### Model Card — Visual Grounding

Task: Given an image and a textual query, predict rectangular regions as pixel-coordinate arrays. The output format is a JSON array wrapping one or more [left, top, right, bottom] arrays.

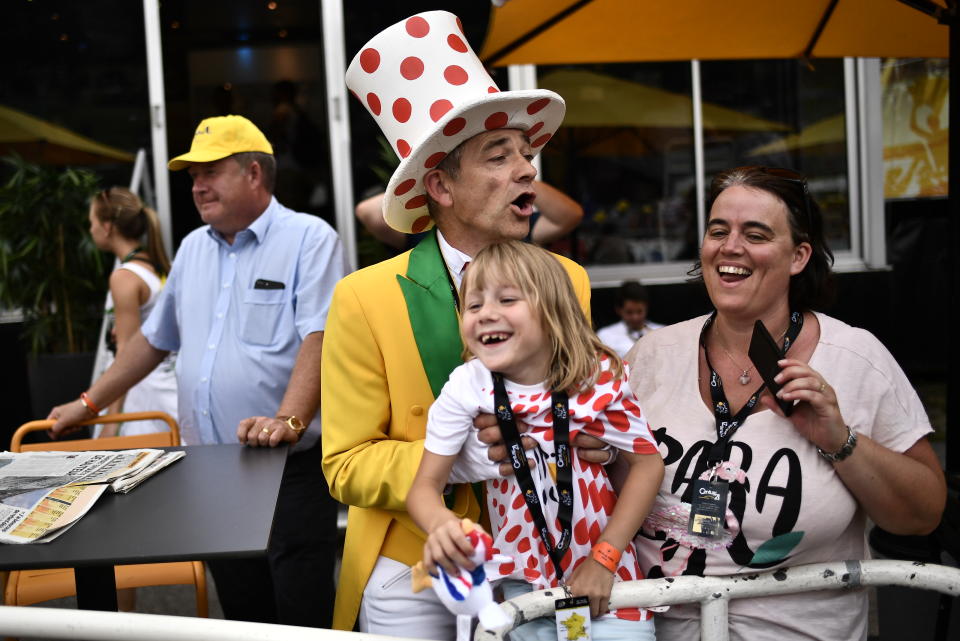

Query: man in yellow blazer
[[322, 11, 590, 637]]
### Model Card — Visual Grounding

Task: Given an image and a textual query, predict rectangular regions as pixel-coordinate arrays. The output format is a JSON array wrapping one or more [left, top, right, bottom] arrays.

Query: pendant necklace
[[716, 324, 788, 385]]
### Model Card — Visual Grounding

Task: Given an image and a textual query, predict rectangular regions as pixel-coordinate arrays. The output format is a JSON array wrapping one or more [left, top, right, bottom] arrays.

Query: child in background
[[406, 241, 664, 640]]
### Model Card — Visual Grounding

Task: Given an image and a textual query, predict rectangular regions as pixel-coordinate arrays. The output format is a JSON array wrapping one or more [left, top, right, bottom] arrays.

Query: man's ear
[[245, 160, 263, 190], [423, 169, 454, 208]]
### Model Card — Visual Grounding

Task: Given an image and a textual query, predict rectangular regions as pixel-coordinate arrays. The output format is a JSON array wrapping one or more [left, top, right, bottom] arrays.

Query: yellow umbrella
[[541, 69, 790, 131], [748, 114, 846, 156], [480, 0, 948, 66], [0, 104, 135, 165]]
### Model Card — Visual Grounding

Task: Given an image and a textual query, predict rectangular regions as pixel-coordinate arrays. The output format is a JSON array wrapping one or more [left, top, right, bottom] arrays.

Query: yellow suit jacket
[[321, 231, 590, 630]]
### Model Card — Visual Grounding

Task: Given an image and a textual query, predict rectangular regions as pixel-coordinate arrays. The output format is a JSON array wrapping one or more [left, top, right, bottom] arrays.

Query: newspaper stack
[[0, 449, 185, 544]]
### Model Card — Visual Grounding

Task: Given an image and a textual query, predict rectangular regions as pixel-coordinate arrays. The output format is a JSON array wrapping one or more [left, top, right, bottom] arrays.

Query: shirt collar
[[206, 197, 278, 247], [436, 229, 471, 289]]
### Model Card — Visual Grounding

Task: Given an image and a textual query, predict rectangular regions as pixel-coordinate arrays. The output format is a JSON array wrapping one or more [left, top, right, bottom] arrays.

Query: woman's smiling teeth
[[479, 332, 510, 345], [718, 265, 752, 276]]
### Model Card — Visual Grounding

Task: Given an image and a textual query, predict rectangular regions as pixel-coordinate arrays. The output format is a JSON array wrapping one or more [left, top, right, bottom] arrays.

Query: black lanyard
[[700, 311, 803, 465], [492, 372, 573, 581]]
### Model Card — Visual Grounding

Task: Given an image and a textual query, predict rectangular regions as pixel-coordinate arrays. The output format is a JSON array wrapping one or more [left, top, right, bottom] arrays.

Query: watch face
[[286, 416, 305, 433]]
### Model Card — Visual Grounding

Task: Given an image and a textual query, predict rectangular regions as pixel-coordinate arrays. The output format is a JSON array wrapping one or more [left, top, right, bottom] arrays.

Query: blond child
[[407, 241, 664, 640]]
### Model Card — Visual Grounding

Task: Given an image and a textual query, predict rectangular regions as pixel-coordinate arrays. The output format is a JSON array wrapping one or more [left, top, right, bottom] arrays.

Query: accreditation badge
[[555, 595, 591, 641], [687, 478, 729, 539]]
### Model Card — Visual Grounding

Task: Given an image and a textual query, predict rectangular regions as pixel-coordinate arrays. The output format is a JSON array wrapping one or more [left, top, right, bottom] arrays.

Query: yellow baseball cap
[[168, 115, 273, 171]]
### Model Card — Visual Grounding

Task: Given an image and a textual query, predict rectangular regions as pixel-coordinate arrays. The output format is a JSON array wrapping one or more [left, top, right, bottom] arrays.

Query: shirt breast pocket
[[240, 288, 286, 345]]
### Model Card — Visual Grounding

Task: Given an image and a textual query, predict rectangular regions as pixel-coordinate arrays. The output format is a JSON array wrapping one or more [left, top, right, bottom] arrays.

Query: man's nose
[[515, 155, 536, 182]]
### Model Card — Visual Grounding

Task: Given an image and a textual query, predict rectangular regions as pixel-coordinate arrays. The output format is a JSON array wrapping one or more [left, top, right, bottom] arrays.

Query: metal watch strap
[[817, 425, 857, 462], [278, 415, 306, 436]]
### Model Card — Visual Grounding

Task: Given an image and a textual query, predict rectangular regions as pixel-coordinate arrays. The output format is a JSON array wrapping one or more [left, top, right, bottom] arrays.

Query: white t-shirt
[[425, 356, 659, 622], [626, 313, 933, 641], [597, 320, 664, 358]]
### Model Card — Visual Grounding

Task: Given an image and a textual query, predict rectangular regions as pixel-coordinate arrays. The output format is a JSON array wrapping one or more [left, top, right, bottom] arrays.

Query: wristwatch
[[277, 415, 307, 438], [817, 425, 857, 462]]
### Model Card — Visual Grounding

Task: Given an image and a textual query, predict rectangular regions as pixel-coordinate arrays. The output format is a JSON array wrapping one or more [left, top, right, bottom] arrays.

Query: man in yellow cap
[[49, 114, 343, 627]]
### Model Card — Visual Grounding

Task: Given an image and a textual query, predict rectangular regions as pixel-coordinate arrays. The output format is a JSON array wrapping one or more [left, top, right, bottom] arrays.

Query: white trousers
[[358, 556, 457, 640]]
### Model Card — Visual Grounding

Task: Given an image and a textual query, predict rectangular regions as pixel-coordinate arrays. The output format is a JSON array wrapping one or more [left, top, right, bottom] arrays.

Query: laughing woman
[[626, 166, 945, 641]]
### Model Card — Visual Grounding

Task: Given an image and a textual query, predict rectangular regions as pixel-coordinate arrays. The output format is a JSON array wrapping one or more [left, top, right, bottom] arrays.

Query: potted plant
[[0, 154, 106, 418]]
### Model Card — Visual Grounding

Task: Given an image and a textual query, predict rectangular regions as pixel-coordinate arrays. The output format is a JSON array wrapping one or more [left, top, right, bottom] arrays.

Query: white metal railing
[[0, 560, 956, 641], [477, 560, 960, 641], [0, 608, 408, 641]]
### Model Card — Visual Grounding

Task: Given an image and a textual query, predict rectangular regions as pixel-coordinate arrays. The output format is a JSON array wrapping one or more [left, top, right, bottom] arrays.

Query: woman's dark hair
[[690, 165, 835, 311]]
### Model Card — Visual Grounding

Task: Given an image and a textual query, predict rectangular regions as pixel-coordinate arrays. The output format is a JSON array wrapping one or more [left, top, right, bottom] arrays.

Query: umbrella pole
[[948, 7, 959, 477]]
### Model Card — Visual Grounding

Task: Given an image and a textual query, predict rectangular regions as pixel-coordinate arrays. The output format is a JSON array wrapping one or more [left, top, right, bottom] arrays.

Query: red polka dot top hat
[[346, 10, 565, 234]]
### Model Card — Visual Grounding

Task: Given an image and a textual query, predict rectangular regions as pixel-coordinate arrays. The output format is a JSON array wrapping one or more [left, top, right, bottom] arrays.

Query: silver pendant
[[739, 372, 751, 385]]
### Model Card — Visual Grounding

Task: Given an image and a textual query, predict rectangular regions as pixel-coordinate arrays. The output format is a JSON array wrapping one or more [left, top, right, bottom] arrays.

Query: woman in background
[[88, 187, 177, 437]]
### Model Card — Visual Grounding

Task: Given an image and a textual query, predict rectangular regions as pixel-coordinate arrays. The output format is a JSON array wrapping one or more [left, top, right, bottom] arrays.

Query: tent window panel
[[536, 61, 698, 267], [700, 58, 851, 253]]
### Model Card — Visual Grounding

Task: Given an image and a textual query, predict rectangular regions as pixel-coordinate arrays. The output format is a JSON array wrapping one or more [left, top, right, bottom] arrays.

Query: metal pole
[[141, 0, 173, 260], [700, 597, 729, 641], [947, 2, 959, 476], [320, 0, 356, 274]]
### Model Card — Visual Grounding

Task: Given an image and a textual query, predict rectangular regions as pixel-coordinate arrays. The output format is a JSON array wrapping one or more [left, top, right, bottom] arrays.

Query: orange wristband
[[591, 541, 621, 573], [79, 392, 100, 415]]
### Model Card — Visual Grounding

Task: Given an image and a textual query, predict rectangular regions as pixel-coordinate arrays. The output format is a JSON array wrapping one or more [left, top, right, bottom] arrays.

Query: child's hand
[[566, 557, 615, 618], [424, 515, 478, 578]]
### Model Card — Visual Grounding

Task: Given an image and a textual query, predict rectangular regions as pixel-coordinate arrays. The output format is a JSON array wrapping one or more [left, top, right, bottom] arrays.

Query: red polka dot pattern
[[447, 34, 467, 52], [366, 93, 381, 116], [532, 133, 553, 148], [394, 178, 416, 196], [487, 86, 499, 93], [429, 99, 453, 122], [359, 48, 380, 73], [443, 117, 466, 136], [485, 112, 508, 130], [410, 215, 432, 233], [392, 98, 412, 123], [396, 139, 411, 158], [607, 410, 630, 432], [633, 436, 658, 454], [527, 98, 550, 114], [400, 57, 424, 80], [424, 152, 446, 169], [444, 65, 468, 85], [405, 16, 429, 37], [404, 195, 427, 210], [592, 394, 613, 412], [526, 121, 545, 137]]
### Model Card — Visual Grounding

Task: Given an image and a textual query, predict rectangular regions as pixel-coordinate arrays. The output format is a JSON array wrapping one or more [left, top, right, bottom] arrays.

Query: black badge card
[[687, 479, 729, 539]]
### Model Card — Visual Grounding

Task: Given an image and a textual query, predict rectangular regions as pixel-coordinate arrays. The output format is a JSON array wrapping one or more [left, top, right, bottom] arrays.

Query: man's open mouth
[[510, 192, 536, 214]]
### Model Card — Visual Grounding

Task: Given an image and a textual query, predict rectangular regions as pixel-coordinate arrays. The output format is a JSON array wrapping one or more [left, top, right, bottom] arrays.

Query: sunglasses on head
[[754, 166, 812, 231]]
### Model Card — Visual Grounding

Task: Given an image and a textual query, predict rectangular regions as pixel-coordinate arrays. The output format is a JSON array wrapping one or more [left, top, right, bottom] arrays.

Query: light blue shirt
[[142, 197, 343, 452]]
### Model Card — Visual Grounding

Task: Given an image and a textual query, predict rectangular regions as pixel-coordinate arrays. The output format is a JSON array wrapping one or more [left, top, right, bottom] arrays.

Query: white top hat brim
[[383, 89, 565, 234]]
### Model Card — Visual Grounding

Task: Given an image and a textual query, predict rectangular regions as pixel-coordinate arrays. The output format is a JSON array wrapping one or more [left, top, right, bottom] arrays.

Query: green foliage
[[0, 155, 106, 354]]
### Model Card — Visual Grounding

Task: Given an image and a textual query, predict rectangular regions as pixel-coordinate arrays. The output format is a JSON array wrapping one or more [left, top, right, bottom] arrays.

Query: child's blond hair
[[459, 241, 623, 393]]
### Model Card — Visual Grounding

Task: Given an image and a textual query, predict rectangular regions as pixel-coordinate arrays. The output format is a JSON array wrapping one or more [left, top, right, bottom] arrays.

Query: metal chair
[[3, 412, 208, 617]]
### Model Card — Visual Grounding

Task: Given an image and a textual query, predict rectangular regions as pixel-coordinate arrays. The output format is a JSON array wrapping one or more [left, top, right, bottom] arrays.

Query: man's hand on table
[[237, 416, 300, 447], [474, 413, 614, 477]]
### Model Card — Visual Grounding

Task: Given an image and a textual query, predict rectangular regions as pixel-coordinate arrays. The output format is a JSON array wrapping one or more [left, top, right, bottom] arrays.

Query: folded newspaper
[[0, 449, 185, 544]]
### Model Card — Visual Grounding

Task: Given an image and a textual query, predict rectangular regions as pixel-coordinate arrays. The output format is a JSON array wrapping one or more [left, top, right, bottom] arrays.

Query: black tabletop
[[0, 443, 288, 570]]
